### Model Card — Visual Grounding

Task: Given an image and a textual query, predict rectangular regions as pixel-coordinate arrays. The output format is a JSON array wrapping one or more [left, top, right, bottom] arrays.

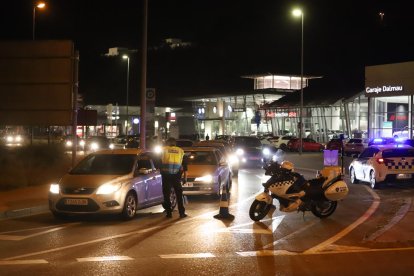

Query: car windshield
[[235, 137, 261, 147], [382, 148, 414, 158], [70, 154, 136, 175], [185, 151, 217, 165]]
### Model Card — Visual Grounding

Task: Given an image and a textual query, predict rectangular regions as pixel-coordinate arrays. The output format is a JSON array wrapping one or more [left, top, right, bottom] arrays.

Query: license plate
[[396, 174, 412, 180], [182, 182, 193, 187], [64, 198, 88, 205]]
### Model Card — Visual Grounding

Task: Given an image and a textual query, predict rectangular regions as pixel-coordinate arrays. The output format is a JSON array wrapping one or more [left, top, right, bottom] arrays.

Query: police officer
[[161, 137, 187, 218]]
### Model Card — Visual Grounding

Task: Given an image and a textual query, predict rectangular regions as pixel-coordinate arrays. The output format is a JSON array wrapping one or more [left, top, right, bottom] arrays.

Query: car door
[[131, 158, 149, 208], [137, 154, 163, 205]]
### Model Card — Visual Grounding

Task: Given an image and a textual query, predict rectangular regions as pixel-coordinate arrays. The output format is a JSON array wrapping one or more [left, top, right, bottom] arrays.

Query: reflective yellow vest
[[161, 146, 184, 174]]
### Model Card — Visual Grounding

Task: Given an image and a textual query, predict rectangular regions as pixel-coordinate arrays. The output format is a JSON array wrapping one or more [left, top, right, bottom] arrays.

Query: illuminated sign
[[365, 85, 403, 95]]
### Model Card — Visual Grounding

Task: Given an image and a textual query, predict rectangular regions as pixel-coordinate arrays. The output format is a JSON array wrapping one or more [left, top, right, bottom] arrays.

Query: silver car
[[49, 149, 176, 219]]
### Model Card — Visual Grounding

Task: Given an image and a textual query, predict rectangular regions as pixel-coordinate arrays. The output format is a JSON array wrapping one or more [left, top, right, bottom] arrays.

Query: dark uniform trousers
[[162, 173, 185, 216]]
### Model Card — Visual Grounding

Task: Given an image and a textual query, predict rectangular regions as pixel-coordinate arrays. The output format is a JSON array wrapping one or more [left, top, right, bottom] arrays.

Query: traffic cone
[[214, 184, 235, 220]]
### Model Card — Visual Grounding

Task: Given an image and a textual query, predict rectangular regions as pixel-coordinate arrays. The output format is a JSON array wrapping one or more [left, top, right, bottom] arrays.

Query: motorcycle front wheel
[[249, 200, 271, 221], [311, 200, 337, 218]]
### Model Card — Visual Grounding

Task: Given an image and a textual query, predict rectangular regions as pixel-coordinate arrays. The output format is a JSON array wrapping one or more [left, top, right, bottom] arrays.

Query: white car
[[49, 149, 176, 220], [274, 136, 296, 150], [349, 144, 414, 189], [392, 126, 413, 139]]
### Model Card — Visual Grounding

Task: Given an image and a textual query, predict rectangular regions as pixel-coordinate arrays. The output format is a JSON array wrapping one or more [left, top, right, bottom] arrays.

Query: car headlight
[[228, 154, 239, 165], [91, 142, 99, 150], [49, 184, 60, 194], [15, 135, 22, 142], [79, 140, 85, 147], [66, 141, 73, 147], [195, 175, 213, 183], [236, 148, 244, 156], [262, 148, 271, 156], [6, 136, 13, 142], [96, 182, 122, 195], [109, 143, 115, 149]]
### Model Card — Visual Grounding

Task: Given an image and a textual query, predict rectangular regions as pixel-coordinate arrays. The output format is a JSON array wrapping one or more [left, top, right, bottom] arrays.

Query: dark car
[[343, 138, 367, 156], [84, 136, 112, 151], [326, 138, 343, 152], [233, 136, 263, 167], [287, 138, 324, 152]]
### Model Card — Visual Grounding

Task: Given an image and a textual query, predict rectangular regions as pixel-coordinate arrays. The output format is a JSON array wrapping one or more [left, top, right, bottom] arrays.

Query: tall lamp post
[[292, 8, 304, 155], [33, 2, 46, 40], [122, 55, 130, 135]]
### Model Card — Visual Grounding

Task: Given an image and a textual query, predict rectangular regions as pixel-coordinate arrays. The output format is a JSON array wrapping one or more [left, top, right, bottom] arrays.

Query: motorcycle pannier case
[[324, 180, 349, 201]]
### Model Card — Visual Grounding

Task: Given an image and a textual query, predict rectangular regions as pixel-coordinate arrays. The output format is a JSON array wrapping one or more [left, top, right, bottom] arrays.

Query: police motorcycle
[[249, 151, 349, 221]]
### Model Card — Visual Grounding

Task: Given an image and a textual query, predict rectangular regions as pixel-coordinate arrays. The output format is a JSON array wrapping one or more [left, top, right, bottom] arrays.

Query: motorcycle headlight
[[236, 148, 244, 156], [262, 148, 271, 156], [153, 145, 162, 154], [96, 182, 122, 195], [49, 183, 60, 194], [195, 175, 213, 183]]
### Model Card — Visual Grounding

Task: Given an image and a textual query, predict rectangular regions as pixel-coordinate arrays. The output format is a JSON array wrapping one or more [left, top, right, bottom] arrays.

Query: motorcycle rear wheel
[[249, 200, 271, 221], [311, 200, 337, 218]]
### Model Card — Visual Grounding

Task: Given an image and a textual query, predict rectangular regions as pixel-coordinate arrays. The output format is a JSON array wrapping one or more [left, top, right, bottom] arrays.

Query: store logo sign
[[365, 85, 403, 94]]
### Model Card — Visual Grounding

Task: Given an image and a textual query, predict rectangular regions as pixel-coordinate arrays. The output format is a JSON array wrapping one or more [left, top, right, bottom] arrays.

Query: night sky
[[2, 0, 413, 106]]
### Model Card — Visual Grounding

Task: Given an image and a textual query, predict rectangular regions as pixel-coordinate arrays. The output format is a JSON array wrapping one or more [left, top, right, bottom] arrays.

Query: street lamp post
[[122, 55, 130, 135], [33, 2, 46, 40], [293, 8, 304, 155]]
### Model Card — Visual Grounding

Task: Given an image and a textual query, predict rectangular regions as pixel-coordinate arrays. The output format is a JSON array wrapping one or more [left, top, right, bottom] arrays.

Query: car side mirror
[[136, 168, 151, 175]]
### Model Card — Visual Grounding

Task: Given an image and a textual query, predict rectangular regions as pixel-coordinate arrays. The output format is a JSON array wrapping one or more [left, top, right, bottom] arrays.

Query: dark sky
[[2, 0, 414, 106]]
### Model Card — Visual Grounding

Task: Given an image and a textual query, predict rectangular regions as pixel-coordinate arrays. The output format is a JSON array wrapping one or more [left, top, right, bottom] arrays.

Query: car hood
[[186, 165, 217, 178], [59, 174, 131, 188]]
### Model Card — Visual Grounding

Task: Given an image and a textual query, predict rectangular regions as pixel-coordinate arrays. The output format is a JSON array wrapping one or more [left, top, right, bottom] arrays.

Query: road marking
[[237, 250, 298, 257], [366, 197, 412, 241], [0, 223, 79, 241], [262, 220, 317, 249], [3, 226, 161, 261], [304, 186, 380, 254], [160, 253, 215, 259], [77, 256, 133, 262], [0, 259, 48, 265], [214, 216, 285, 234]]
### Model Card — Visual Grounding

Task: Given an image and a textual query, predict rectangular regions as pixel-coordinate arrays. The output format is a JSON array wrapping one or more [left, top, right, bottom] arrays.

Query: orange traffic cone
[[214, 184, 235, 220]]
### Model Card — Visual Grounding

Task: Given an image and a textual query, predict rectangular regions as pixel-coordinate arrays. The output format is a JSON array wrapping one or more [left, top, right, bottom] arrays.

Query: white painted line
[[366, 197, 412, 241], [215, 228, 272, 234], [159, 253, 215, 259], [304, 186, 380, 254], [0, 224, 69, 235], [3, 226, 161, 261], [262, 220, 317, 249], [214, 215, 284, 235], [0, 259, 48, 265], [237, 250, 298, 257], [77, 256, 133, 262], [0, 223, 79, 241]]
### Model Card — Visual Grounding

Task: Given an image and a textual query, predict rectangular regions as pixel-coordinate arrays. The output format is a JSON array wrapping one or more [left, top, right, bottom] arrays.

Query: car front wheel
[[121, 192, 137, 220], [369, 170, 378, 189]]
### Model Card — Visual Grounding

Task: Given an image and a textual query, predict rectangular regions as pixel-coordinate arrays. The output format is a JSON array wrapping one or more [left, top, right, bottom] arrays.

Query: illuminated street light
[[292, 8, 304, 155], [122, 54, 130, 134], [33, 2, 46, 40]]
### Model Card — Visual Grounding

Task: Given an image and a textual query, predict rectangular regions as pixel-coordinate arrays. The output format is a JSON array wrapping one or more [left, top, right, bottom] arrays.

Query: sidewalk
[[0, 184, 50, 220]]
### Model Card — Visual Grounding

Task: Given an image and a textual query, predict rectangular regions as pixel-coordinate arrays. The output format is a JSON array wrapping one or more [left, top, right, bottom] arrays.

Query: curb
[[0, 204, 49, 220]]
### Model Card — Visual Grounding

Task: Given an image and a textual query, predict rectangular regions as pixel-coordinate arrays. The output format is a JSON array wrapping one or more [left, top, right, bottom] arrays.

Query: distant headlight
[[236, 148, 244, 156], [49, 184, 60, 194], [262, 148, 271, 156], [109, 143, 115, 149], [79, 140, 85, 147], [66, 141, 73, 147], [195, 175, 213, 183], [6, 136, 13, 142], [15, 135, 22, 142], [91, 142, 99, 150], [96, 182, 122, 195]]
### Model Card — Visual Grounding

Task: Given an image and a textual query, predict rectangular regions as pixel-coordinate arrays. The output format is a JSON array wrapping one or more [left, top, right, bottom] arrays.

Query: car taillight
[[376, 158, 384, 164]]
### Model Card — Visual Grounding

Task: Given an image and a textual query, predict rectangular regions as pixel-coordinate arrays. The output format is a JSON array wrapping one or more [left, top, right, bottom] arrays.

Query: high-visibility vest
[[161, 146, 184, 174]]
